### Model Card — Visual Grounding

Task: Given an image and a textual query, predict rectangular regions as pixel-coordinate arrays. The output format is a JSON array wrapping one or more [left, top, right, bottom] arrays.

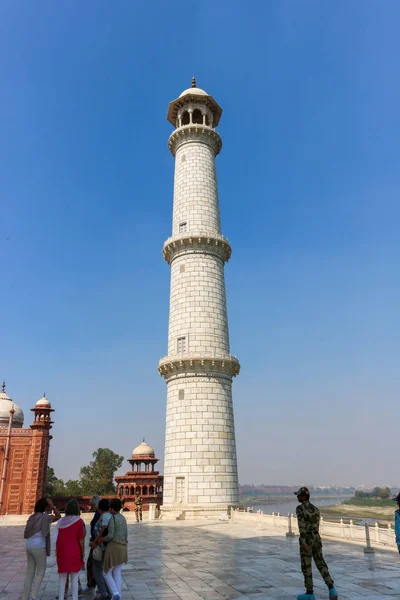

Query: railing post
[[387, 523, 396, 547], [286, 512, 296, 537], [340, 518, 344, 538], [364, 522, 375, 554], [374, 522, 380, 545], [350, 519, 354, 540]]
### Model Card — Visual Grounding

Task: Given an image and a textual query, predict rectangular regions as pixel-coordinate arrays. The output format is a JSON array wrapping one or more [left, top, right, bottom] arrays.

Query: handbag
[[92, 543, 103, 561]]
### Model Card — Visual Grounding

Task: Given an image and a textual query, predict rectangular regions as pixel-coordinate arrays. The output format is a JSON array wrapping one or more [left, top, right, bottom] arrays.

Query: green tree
[[45, 448, 123, 498], [379, 487, 391, 499], [78, 448, 123, 495], [44, 467, 57, 495], [45, 466, 68, 496], [372, 487, 382, 498], [63, 479, 83, 496]]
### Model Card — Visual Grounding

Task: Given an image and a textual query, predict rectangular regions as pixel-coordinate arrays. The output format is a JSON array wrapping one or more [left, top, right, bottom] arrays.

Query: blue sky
[[1, 1, 399, 486]]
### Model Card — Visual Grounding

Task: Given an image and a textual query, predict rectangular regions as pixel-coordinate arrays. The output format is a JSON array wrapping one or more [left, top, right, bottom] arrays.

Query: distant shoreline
[[240, 494, 350, 505], [320, 502, 394, 524]]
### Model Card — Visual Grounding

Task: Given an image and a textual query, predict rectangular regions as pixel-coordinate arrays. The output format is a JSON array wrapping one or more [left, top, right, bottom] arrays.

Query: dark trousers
[[86, 548, 96, 588]]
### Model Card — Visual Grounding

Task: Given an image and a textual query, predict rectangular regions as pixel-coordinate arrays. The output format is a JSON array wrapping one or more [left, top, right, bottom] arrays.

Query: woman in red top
[[55, 499, 85, 600]]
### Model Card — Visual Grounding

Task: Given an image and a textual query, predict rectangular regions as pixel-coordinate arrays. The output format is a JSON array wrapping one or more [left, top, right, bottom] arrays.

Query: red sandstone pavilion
[[0, 382, 53, 515], [116, 441, 163, 512]]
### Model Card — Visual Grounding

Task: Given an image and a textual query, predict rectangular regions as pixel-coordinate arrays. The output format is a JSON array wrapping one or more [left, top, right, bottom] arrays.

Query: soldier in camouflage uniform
[[134, 492, 143, 522], [294, 487, 338, 600]]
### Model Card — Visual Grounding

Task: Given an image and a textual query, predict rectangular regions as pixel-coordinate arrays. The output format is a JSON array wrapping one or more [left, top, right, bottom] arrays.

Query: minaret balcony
[[168, 125, 222, 156], [163, 232, 231, 264], [158, 354, 240, 381]]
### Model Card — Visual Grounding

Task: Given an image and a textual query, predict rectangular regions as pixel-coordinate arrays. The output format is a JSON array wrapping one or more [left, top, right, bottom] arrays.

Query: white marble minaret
[[158, 79, 240, 517]]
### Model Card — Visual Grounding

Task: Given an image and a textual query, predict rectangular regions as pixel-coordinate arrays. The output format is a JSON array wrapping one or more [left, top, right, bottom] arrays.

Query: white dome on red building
[[36, 394, 51, 408], [0, 382, 24, 428], [132, 441, 155, 456]]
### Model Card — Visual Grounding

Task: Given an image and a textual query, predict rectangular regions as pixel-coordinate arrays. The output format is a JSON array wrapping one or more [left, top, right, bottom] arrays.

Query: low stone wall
[[231, 509, 396, 551], [0, 510, 156, 526]]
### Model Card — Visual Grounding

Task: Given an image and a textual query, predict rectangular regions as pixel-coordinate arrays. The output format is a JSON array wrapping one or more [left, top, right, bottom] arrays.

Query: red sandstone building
[[0, 383, 53, 515], [116, 441, 163, 512]]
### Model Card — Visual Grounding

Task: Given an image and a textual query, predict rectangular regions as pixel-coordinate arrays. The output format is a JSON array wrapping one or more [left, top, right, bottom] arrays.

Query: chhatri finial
[[143, 436, 145, 443], [191, 76, 196, 88], [43, 391, 46, 398], [1, 381, 5, 393]]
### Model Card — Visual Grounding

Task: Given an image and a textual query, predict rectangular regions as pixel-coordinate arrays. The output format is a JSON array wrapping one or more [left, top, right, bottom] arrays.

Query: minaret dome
[[167, 78, 222, 129]]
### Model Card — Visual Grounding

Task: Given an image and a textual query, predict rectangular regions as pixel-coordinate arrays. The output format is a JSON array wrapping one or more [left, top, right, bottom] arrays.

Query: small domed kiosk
[[31, 393, 54, 428], [115, 439, 163, 514]]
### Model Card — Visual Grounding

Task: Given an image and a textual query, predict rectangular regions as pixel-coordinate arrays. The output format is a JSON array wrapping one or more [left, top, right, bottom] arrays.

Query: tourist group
[[22, 495, 127, 600]]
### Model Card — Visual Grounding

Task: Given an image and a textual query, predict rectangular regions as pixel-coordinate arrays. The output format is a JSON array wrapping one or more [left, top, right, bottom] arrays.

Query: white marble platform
[[1, 519, 399, 600]]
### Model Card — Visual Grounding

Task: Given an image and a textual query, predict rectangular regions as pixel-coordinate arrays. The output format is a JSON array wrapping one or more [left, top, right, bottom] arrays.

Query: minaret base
[[160, 503, 239, 520]]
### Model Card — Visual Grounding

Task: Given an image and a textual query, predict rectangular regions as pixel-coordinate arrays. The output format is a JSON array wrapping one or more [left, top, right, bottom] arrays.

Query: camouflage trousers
[[135, 508, 142, 521], [300, 537, 334, 592]]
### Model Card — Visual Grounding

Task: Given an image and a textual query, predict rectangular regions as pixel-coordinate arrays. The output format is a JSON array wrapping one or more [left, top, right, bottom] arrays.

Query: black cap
[[294, 487, 310, 496]]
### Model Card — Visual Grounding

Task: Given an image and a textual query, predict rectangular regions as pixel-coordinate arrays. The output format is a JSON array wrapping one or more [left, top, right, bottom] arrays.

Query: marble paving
[[1, 519, 400, 600]]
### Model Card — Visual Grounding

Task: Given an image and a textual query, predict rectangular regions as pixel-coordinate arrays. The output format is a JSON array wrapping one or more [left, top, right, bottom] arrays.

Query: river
[[244, 496, 351, 515]]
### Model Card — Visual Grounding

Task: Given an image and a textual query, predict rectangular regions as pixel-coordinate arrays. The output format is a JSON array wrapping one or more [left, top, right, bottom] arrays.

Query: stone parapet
[[158, 354, 240, 382], [163, 232, 231, 264], [231, 509, 397, 551], [168, 125, 222, 156], [0, 512, 151, 526]]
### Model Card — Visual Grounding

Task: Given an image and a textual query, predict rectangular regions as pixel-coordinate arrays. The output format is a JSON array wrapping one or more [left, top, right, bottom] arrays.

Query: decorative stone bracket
[[158, 354, 240, 382], [168, 126, 222, 156], [163, 233, 231, 264]]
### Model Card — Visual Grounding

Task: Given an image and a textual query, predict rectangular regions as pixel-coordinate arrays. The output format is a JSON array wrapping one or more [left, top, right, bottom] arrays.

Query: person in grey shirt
[[96, 498, 128, 600], [23, 497, 61, 600]]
